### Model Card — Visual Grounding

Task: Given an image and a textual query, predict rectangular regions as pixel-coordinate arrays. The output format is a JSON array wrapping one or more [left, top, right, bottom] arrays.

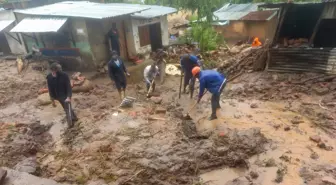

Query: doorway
[[149, 23, 162, 51], [0, 33, 11, 54]]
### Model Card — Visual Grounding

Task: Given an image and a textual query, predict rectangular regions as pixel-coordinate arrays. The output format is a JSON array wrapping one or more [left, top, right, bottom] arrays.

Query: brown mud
[[0, 60, 335, 185]]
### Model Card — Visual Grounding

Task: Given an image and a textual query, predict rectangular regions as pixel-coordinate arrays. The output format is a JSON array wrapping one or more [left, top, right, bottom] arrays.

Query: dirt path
[[0, 62, 335, 185]]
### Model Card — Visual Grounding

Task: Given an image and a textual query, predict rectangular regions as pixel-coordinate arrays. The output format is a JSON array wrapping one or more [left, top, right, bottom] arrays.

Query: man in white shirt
[[144, 63, 159, 92]]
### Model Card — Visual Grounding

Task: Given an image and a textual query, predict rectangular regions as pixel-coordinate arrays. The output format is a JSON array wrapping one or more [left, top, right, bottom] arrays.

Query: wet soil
[[0, 62, 335, 185]]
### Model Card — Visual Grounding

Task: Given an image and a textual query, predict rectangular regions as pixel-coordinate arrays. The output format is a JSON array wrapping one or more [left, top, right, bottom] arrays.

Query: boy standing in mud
[[144, 63, 159, 93], [47, 63, 78, 124]]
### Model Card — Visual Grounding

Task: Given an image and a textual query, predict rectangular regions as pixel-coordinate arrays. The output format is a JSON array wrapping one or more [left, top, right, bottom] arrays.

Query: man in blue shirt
[[192, 66, 227, 120], [180, 54, 202, 98]]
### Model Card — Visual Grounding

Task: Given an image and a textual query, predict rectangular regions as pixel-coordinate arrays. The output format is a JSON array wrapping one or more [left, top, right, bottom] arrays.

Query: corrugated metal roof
[[10, 17, 67, 33], [214, 3, 261, 21], [14, 1, 150, 19], [240, 10, 277, 21], [130, 5, 177, 19], [259, 2, 324, 8], [0, 20, 14, 32]]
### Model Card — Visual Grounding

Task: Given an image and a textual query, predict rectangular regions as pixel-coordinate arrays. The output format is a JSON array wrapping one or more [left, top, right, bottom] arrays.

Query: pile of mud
[[0, 122, 52, 167], [227, 72, 336, 101], [116, 127, 269, 185], [0, 66, 45, 107], [300, 163, 336, 185]]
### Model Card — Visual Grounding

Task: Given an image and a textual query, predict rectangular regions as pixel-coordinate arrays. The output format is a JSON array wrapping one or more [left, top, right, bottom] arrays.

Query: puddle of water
[[200, 168, 247, 185]]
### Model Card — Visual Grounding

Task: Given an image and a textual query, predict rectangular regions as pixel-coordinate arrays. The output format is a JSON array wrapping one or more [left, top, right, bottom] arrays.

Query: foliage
[[180, 23, 223, 51]]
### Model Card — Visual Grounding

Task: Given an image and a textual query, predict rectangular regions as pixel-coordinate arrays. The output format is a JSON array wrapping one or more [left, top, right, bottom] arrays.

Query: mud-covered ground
[[0, 59, 335, 185]]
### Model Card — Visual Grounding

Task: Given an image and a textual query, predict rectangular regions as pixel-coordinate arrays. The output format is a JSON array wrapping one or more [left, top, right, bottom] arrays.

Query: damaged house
[[212, 3, 278, 45], [260, 2, 336, 74], [10, 1, 176, 69]]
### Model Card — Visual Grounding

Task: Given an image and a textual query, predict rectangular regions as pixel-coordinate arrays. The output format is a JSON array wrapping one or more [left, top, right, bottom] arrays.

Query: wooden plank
[[272, 6, 288, 46]]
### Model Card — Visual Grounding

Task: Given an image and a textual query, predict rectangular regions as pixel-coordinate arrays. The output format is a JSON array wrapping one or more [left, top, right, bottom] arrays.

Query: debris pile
[[282, 38, 309, 48], [115, 127, 269, 185], [217, 41, 270, 80], [0, 122, 52, 167]]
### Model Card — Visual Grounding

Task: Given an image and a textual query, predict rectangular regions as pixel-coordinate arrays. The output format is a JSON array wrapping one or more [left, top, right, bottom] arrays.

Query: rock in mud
[[14, 157, 37, 175], [37, 93, 52, 106], [275, 165, 287, 183], [322, 176, 336, 185], [273, 124, 281, 130], [249, 170, 259, 179], [2, 168, 63, 185], [72, 79, 94, 93], [250, 103, 259, 109], [309, 135, 321, 143], [310, 152, 319, 160], [150, 97, 162, 104], [284, 126, 290, 131], [225, 177, 250, 185], [291, 116, 304, 124], [318, 142, 334, 151], [0, 168, 7, 185], [313, 86, 329, 95], [155, 107, 167, 114]]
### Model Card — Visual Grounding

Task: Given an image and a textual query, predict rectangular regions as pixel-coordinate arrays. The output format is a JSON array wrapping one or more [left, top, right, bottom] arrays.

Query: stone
[[0, 168, 7, 185], [313, 87, 329, 96], [318, 142, 327, 149], [291, 116, 304, 124], [322, 176, 336, 185], [155, 107, 167, 114], [309, 135, 321, 143], [279, 154, 291, 162], [14, 157, 37, 175], [310, 152, 319, 160], [250, 103, 258, 109], [273, 124, 281, 130], [2, 168, 63, 185], [249, 170, 259, 179], [150, 97, 162, 104], [37, 93, 52, 106], [284, 126, 291, 131]]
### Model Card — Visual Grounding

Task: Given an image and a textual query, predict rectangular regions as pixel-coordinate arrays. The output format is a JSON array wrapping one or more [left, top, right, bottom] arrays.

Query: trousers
[[210, 80, 227, 116], [57, 98, 78, 121]]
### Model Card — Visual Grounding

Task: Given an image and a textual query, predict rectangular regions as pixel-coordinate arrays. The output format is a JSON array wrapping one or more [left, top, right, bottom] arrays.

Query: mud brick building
[[8, 1, 175, 69], [212, 3, 278, 46]]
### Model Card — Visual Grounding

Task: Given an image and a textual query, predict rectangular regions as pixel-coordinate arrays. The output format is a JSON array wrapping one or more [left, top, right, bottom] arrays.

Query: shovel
[[182, 90, 207, 120], [146, 79, 155, 98]]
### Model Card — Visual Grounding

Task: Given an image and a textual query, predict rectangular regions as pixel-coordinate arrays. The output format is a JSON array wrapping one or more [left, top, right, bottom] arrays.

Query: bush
[[179, 23, 224, 52]]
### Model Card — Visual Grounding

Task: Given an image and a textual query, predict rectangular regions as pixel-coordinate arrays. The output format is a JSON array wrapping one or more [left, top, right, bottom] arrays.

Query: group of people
[[46, 48, 227, 128], [179, 53, 227, 120]]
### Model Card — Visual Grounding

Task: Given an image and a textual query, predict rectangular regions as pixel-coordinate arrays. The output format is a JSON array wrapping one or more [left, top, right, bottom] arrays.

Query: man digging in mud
[[47, 63, 78, 125], [144, 63, 159, 96], [192, 66, 227, 120], [180, 53, 202, 98]]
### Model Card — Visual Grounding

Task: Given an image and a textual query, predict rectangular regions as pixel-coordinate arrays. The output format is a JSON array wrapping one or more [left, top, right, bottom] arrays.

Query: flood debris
[[0, 122, 52, 167]]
